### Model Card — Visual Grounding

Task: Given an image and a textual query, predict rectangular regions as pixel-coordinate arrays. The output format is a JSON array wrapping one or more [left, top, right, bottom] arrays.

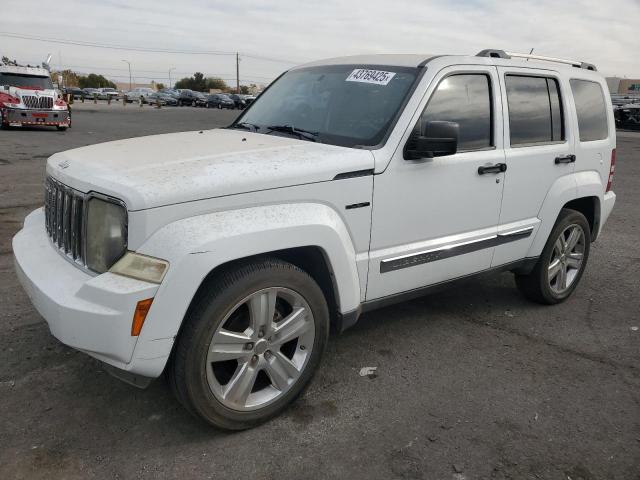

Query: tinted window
[[570, 79, 608, 141], [417, 74, 492, 151], [0, 73, 53, 89], [237, 64, 419, 148], [506, 76, 564, 146]]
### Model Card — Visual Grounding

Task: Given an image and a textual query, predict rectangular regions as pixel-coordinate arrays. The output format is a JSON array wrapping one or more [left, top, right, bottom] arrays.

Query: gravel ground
[[0, 103, 638, 480]]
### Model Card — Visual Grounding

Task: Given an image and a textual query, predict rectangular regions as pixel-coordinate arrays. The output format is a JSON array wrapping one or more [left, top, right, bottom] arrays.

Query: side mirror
[[404, 120, 459, 160]]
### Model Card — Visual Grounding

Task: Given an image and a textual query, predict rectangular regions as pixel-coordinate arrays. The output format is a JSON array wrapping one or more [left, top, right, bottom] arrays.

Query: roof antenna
[[526, 48, 534, 61]]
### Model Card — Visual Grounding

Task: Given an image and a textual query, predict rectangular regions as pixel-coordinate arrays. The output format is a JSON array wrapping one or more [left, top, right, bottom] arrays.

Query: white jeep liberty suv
[[13, 50, 617, 429]]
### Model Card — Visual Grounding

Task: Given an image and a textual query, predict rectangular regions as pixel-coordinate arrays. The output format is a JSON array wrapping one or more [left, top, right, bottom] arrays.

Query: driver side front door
[[367, 66, 506, 301]]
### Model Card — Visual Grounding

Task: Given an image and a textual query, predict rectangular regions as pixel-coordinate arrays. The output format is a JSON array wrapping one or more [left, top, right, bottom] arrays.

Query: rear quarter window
[[570, 79, 608, 142]]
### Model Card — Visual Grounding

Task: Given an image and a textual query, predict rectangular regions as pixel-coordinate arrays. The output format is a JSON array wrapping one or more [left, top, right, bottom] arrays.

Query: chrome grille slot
[[44, 176, 86, 265], [22, 95, 54, 109]]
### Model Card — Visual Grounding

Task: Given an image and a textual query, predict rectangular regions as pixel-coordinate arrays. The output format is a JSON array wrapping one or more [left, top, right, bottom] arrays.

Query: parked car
[[82, 88, 99, 99], [614, 103, 640, 128], [193, 92, 208, 107], [227, 94, 246, 109], [177, 89, 199, 106], [97, 88, 120, 101], [147, 92, 178, 106], [241, 94, 256, 107], [159, 88, 181, 100], [13, 50, 616, 430], [204, 93, 235, 109], [125, 88, 154, 103], [62, 87, 84, 100]]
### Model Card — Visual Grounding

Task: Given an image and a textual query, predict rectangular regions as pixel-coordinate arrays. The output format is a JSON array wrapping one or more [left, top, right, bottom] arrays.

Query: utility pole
[[236, 52, 240, 93], [122, 59, 132, 90], [169, 67, 176, 89]]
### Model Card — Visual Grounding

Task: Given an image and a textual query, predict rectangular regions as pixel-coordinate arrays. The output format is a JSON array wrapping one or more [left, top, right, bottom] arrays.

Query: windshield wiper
[[232, 121, 260, 132], [265, 124, 318, 142]]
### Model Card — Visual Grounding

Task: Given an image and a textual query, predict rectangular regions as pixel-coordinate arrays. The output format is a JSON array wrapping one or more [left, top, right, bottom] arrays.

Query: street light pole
[[121, 60, 132, 91], [169, 67, 176, 89], [236, 52, 240, 93]]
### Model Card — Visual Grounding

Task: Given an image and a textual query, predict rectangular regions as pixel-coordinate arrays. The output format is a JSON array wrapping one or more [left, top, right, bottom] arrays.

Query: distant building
[[617, 79, 640, 94], [247, 84, 265, 95], [606, 77, 640, 94]]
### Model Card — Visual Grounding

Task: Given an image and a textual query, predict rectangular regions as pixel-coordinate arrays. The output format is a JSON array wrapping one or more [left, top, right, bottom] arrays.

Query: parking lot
[[0, 103, 638, 479]]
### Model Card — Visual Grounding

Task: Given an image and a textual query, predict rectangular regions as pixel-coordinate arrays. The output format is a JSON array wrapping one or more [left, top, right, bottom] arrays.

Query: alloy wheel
[[547, 224, 586, 295], [205, 287, 315, 411]]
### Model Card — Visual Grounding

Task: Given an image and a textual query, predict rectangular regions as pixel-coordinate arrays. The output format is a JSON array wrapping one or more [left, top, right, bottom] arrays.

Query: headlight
[[109, 252, 169, 284], [85, 197, 127, 273]]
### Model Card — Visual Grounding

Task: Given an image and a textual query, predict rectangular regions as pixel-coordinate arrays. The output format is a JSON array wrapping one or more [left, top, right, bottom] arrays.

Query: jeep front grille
[[22, 95, 54, 109], [44, 176, 86, 264]]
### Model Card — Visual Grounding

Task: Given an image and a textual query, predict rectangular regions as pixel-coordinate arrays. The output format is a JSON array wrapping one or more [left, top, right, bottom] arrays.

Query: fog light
[[131, 298, 153, 336]]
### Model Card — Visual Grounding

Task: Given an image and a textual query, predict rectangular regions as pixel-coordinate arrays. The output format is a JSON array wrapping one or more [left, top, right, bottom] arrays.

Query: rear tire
[[515, 208, 591, 304], [168, 258, 329, 430]]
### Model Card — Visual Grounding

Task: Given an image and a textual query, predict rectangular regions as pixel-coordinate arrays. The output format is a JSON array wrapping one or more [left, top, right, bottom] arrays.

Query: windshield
[[0, 73, 53, 90], [232, 64, 419, 148]]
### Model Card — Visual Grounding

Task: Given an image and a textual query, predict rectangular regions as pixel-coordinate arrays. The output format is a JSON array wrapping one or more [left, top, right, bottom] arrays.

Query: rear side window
[[418, 74, 493, 151], [570, 79, 608, 141], [505, 75, 564, 146]]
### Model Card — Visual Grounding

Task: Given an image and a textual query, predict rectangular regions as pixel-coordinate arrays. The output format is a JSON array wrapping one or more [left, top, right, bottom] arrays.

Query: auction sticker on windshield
[[346, 69, 396, 85]]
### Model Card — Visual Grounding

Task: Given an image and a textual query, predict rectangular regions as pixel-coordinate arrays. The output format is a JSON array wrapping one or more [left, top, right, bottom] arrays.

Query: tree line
[[52, 69, 117, 89], [174, 72, 228, 91], [174, 72, 253, 94]]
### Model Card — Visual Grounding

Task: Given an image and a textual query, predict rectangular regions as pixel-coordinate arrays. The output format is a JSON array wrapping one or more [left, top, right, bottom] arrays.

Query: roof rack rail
[[476, 49, 597, 71]]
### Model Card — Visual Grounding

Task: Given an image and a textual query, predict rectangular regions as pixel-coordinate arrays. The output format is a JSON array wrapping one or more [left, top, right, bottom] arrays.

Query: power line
[[0, 31, 299, 64], [52, 63, 274, 80], [53, 66, 272, 83], [70, 72, 270, 83]]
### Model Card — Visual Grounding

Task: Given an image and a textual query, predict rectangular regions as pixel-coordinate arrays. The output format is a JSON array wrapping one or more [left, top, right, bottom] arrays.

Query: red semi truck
[[0, 64, 71, 130]]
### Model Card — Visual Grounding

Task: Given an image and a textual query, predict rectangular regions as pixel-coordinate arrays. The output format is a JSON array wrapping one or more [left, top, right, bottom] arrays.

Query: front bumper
[[13, 208, 160, 374], [3, 107, 70, 126]]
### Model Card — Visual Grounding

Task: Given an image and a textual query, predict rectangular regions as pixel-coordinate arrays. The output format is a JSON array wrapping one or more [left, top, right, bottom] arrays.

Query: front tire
[[515, 208, 591, 304], [168, 258, 330, 430]]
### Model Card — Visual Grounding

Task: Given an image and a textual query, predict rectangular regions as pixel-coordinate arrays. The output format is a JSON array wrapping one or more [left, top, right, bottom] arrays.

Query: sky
[[1, 0, 639, 87]]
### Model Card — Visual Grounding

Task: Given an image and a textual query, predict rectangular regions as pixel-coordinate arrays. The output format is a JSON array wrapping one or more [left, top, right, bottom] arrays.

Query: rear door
[[569, 78, 615, 199], [492, 67, 576, 267]]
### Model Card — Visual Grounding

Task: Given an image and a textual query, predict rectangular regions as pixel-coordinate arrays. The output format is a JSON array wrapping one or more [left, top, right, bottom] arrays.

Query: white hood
[[47, 128, 374, 211]]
